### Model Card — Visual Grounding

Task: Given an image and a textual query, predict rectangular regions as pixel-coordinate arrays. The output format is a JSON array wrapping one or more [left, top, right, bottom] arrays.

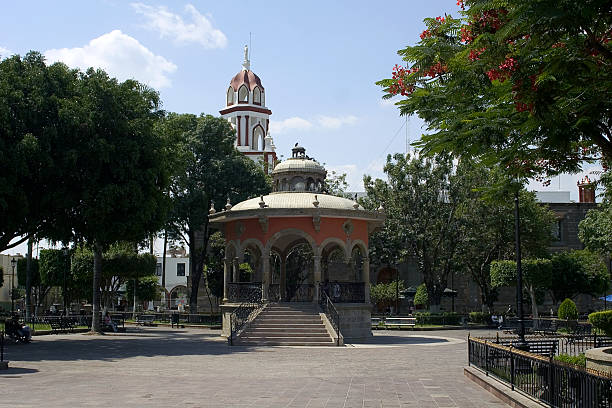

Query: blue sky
[[1, 1, 602, 255]]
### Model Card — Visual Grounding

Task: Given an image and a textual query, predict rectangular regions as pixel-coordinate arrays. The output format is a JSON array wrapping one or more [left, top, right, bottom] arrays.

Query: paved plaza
[[0, 327, 508, 408]]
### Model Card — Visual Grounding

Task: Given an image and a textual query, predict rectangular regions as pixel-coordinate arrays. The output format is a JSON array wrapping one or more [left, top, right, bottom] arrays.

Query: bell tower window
[[226, 87, 234, 106], [253, 87, 261, 105], [238, 85, 248, 103]]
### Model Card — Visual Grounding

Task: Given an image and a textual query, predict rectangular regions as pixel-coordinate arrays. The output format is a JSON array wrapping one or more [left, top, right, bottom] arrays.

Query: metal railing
[[228, 285, 264, 346], [319, 289, 341, 346], [468, 336, 612, 407], [320, 282, 365, 303], [228, 282, 262, 302]]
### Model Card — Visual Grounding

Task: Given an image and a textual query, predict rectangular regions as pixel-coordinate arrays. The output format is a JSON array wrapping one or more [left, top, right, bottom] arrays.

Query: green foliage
[[415, 312, 461, 325], [325, 171, 352, 198], [579, 205, 612, 257], [17, 257, 40, 288], [238, 262, 253, 282], [378, 0, 612, 176], [370, 281, 405, 308], [554, 353, 586, 368], [550, 250, 609, 303], [413, 283, 428, 306], [589, 311, 612, 337], [558, 298, 578, 320], [469, 312, 492, 324], [39, 249, 69, 287], [490, 259, 553, 289], [126, 275, 161, 302]]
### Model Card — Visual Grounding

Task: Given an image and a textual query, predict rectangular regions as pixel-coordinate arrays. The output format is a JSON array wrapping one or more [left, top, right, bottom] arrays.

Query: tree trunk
[[162, 230, 167, 307], [91, 241, 103, 333], [188, 226, 208, 314], [25, 238, 33, 319], [529, 285, 539, 326]]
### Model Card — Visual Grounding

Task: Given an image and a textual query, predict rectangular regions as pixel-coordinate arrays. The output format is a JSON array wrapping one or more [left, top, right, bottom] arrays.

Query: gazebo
[[209, 146, 384, 339]]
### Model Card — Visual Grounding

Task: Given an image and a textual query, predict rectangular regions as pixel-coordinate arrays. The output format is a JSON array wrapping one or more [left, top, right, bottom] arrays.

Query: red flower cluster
[[468, 47, 486, 61], [424, 61, 448, 77], [461, 8, 507, 44], [435, 16, 446, 23], [460, 25, 475, 44], [389, 64, 419, 96], [457, 0, 465, 10], [420, 29, 432, 39], [551, 42, 566, 49], [486, 57, 517, 82], [514, 101, 534, 113]]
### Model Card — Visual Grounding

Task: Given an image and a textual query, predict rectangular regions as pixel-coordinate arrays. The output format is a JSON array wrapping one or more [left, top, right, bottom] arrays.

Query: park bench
[[533, 319, 558, 336], [136, 314, 156, 326], [46, 317, 73, 334], [497, 339, 558, 357], [499, 319, 533, 335], [383, 317, 416, 328]]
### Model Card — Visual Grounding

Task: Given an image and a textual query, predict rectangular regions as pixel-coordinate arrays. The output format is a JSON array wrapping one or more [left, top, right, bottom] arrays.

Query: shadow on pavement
[[0, 367, 39, 376], [351, 335, 449, 346], [4, 328, 256, 363]]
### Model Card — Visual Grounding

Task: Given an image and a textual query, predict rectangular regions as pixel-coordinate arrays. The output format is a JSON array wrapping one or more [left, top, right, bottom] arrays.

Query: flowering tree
[[378, 0, 612, 178]]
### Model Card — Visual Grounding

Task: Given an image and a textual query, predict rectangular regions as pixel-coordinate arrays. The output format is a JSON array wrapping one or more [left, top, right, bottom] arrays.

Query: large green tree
[[61, 69, 170, 331], [363, 153, 468, 309], [378, 0, 612, 176], [160, 113, 270, 312], [0, 53, 80, 252], [579, 171, 612, 257]]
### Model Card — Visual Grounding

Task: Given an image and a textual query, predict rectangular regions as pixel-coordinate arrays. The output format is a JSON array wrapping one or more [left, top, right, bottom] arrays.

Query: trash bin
[[171, 313, 179, 328]]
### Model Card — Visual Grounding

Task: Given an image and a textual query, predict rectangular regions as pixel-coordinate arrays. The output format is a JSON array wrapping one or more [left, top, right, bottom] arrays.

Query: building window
[[552, 219, 562, 241], [156, 263, 162, 276], [177, 263, 186, 276], [238, 85, 248, 103]]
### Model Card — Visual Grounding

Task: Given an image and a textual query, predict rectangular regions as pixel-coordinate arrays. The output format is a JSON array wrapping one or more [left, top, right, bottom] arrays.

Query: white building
[[155, 256, 189, 308], [0, 254, 21, 311]]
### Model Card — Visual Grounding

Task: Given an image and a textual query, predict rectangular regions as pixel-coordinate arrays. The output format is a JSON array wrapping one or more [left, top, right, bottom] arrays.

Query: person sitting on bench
[[7, 315, 31, 342], [104, 312, 118, 333]]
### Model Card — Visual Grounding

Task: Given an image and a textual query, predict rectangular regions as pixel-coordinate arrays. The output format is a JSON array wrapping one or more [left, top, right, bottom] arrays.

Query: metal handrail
[[228, 286, 264, 346], [319, 286, 341, 346]]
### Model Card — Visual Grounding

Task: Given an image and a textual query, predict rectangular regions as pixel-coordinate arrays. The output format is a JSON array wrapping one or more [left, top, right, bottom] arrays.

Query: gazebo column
[[280, 256, 287, 301], [262, 253, 270, 302], [313, 255, 322, 304], [223, 257, 231, 303], [363, 256, 371, 303], [232, 257, 239, 283]]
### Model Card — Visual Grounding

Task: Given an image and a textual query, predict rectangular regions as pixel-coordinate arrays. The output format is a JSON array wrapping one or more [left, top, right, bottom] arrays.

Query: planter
[[585, 347, 612, 375]]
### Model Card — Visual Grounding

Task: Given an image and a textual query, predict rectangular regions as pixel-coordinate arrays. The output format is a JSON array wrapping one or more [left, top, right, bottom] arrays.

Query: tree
[[0, 53, 80, 253], [0, 266, 3, 288], [363, 153, 468, 310], [579, 170, 612, 257], [325, 171, 352, 198], [126, 275, 161, 304], [377, 0, 612, 178], [161, 113, 269, 312], [558, 298, 578, 321], [413, 283, 428, 308], [491, 258, 553, 319], [57, 68, 170, 332], [550, 250, 609, 305], [370, 281, 405, 311], [71, 244, 157, 310]]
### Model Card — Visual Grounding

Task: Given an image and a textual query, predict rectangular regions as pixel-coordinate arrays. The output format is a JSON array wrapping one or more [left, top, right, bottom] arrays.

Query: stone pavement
[[0, 327, 508, 408]]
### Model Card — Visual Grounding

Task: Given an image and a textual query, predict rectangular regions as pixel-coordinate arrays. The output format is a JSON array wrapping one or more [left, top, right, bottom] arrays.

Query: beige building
[[0, 254, 22, 311]]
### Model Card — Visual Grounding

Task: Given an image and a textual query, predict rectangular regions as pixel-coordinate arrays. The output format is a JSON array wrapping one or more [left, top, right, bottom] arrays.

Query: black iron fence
[[228, 282, 262, 302], [469, 336, 612, 407], [480, 333, 612, 358], [320, 282, 365, 303], [319, 289, 341, 346], [286, 283, 314, 302]]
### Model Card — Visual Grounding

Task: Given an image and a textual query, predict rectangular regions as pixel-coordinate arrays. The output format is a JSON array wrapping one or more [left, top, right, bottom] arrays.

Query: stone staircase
[[234, 303, 336, 346]]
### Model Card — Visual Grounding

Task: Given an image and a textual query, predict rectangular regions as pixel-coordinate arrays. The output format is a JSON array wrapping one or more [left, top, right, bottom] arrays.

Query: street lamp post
[[63, 248, 69, 316], [10, 257, 17, 315], [513, 191, 528, 349]]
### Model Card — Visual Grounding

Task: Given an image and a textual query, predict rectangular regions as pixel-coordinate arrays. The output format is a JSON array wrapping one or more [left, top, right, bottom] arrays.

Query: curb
[[464, 366, 546, 408], [372, 325, 490, 331]]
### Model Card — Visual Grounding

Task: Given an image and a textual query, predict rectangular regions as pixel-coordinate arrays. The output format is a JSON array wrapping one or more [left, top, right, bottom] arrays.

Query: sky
[[1, 0, 603, 256]]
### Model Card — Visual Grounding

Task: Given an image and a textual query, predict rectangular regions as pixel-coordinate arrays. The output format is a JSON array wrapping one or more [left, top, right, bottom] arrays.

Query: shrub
[[589, 310, 612, 337], [554, 353, 586, 367], [469, 312, 491, 324], [558, 298, 578, 320], [414, 283, 428, 307]]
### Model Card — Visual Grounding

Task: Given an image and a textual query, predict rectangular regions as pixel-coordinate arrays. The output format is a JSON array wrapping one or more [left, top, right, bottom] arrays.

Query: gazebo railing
[[320, 282, 365, 303], [228, 286, 264, 346], [228, 282, 262, 303], [319, 289, 341, 346], [286, 284, 314, 302]]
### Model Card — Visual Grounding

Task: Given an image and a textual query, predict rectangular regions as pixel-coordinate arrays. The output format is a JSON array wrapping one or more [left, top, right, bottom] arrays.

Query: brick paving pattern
[[0, 327, 507, 407]]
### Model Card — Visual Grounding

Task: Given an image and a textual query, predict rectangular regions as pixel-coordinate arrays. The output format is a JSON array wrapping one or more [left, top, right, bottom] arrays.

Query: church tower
[[219, 45, 277, 172]]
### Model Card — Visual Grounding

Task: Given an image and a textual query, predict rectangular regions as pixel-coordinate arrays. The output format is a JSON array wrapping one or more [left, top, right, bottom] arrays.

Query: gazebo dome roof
[[230, 192, 362, 211], [272, 158, 326, 175]]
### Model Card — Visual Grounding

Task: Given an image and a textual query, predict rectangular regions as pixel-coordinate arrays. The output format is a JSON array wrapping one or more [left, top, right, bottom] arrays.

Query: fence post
[[510, 347, 515, 391], [548, 355, 554, 405], [229, 314, 233, 346], [485, 341, 489, 376], [467, 334, 471, 367]]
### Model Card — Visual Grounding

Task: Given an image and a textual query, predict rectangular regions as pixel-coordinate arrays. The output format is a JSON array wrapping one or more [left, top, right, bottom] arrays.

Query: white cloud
[[45, 30, 177, 89], [0, 46, 13, 58], [131, 3, 227, 49], [317, 115, 358, 129], [269, 117, 313, 134]]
